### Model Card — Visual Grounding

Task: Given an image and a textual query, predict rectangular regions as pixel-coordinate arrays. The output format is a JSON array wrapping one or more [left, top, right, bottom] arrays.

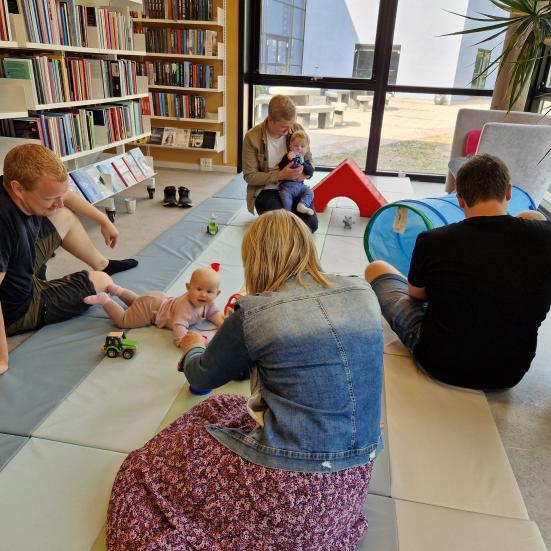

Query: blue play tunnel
[[364, 186, 536, 276]]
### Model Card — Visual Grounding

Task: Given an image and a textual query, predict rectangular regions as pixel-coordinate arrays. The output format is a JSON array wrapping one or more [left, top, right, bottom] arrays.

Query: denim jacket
[[181, 273, 384, 473]]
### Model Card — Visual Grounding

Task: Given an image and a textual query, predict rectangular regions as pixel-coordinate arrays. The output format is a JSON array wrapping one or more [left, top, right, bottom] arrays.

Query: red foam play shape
[[312, 158, 387, 217]]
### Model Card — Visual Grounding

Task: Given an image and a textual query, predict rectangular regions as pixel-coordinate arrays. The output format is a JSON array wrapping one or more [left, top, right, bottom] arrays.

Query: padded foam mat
[[0, 438, 126, 551], [384, 354, 529, 520], [33, 326, 184, 453], [0, 315, 116, 436], [0, 433, 28, 471]]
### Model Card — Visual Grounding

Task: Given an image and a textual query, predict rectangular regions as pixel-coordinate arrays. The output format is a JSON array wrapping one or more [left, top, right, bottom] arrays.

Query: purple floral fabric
[[107, 394, 374, 551]]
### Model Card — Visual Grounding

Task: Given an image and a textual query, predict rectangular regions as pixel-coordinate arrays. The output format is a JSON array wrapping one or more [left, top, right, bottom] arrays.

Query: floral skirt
[[107, 394, 374, 551]]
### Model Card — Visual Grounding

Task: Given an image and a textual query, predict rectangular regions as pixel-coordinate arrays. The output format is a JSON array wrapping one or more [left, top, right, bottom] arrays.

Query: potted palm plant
[[446, 0, 551, 111]]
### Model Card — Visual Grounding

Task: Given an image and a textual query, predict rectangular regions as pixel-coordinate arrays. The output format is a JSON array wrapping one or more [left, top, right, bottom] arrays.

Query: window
[[377, 93, 492, 175], [393, 1, 505, 89], [260, 0, 306, 75], [259, 0, 379, 79], [247, 1, 513, 178], [472, 49, 491, 89]]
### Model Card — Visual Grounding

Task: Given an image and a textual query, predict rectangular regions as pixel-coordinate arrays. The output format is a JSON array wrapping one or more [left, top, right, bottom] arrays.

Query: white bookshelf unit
[[0, 0, 152, 191], [130, 0, 227, 167]]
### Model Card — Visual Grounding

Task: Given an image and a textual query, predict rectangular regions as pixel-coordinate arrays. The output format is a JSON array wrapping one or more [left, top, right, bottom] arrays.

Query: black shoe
[[177, 186, 192, 208], [163, 186, 178, 207]]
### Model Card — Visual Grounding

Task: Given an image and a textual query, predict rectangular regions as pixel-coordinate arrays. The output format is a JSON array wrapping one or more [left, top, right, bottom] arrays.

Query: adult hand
[[100, 218, 119, 248], [180, 331, 207, 355], [0, 359, 8, 375], [278, 163, 303, 181]]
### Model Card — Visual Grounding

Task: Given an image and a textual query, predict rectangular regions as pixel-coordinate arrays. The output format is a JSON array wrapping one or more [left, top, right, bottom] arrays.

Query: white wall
[[300, 0, 504, 89]]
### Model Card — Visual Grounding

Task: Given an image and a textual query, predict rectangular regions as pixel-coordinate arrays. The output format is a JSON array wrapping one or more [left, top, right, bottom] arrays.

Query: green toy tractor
[[101, 331, 138, 360]]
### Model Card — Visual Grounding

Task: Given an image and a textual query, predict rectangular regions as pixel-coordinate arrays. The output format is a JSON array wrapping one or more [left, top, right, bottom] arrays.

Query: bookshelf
[[130, 0, 227, 168], [0, 0, 153, 186]]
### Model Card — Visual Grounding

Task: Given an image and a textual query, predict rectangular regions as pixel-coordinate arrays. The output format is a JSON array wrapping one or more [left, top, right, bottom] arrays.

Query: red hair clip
[[210, 262, 221, 272]]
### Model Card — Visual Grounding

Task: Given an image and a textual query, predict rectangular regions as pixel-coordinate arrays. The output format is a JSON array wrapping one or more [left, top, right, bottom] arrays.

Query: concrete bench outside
[[295, 104, 335, 129], [330, 101, 348, 125], [356, 95, 372, 111]]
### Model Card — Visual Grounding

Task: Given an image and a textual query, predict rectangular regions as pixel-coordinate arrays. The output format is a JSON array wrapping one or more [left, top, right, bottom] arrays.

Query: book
[[128, 147, 154, 177], [67, 176, 86, 199], [122, 152, 145, 181], [174, 128, 190, 147], [70, 165, 111, 203], [149, 126, 163, 144], [161, 126, 176, 146], [188, 128, 216, 149], [9, 117, 43, 141], [97, 160, 126, 193], [2, 58, 39, 105], [111, 157, 137, 187]]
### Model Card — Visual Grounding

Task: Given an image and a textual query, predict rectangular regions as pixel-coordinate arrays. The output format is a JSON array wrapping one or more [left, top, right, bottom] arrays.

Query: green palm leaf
[[443, 0, 551, 111]]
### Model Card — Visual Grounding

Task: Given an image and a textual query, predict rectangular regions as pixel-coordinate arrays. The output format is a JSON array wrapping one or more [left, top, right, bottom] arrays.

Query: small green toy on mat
[[207, 213, 218, 235], [101, 331, 138, 360]]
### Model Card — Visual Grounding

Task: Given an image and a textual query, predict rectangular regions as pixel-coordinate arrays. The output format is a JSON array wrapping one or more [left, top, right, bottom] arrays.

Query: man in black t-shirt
[[0, 145, 139, 375], [365, 154, 551, 390]]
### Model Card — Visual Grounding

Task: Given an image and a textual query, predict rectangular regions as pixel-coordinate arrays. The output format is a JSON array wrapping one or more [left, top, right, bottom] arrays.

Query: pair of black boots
[[163, 186, 192, 208]]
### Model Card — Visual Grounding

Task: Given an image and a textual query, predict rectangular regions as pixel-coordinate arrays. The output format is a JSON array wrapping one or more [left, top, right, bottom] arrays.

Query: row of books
[[10, 0, 135, 51], [150, 126, 216, 149], [89, 8, 135, 52], [138, 60, 215, 89], [16, 0, 88, 47], [141, 0, 214, 21], [0, 0, 12, 41], [70, 148, 154, 204], [0, 101, 145, 157], [151, 92, 206, 119], [2, 56, 141, 106], [136, 27, 217, 56]]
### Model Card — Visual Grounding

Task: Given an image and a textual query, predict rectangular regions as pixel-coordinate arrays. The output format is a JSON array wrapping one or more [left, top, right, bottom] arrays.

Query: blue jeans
[[279, 180, 314, 211], [255, 189, 318, 233], [370, 274, 427, 351]]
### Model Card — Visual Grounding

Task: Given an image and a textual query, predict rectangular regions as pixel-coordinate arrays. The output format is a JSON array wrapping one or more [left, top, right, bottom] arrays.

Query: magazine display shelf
[[130, 1, 227, 166], [68, 148, 157, 222]]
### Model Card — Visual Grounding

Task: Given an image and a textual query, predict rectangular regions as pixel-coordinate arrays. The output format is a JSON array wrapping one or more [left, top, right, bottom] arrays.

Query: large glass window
[[253, 85, 371, 169], [393, 1, 506, 89], [260, 0, 380, 79], [377, 93, 492, 174], [248, 1, 513, 178]]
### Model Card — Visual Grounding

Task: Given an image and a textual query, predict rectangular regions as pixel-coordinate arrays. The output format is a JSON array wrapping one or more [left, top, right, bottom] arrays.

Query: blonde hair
[[288, 130, 310, 151], [242, 210, 329, 294], [268, 95, 296, 122], [3, 144, 67, 190]]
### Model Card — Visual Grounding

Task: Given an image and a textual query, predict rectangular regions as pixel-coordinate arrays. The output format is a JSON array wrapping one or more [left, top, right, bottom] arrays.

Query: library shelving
[[130, 0, 227, 167], [0, 1, 152, 185]]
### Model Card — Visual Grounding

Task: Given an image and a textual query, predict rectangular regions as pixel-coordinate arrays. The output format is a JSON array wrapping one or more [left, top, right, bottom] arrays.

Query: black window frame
[[239, 1, 548, 182]]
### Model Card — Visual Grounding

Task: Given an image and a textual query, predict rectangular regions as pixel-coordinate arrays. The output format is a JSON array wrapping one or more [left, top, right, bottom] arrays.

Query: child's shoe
[[296, 202, 314, 216]]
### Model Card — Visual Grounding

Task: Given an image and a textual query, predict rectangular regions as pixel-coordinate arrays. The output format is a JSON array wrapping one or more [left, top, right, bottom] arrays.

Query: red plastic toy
[[312, 158, 387, 217], [224, 293, 242, 317]]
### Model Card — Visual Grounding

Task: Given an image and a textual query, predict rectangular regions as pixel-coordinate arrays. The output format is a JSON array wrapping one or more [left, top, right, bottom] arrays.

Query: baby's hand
[[287, 151, 295, 160]]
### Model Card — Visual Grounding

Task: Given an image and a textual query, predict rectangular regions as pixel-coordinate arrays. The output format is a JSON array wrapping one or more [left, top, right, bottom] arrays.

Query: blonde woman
[[107, 210, 384, 551]]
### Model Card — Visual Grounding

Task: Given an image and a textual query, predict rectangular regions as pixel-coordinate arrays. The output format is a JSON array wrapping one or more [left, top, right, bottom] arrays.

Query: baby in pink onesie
[[83, 264, 225, 349]]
